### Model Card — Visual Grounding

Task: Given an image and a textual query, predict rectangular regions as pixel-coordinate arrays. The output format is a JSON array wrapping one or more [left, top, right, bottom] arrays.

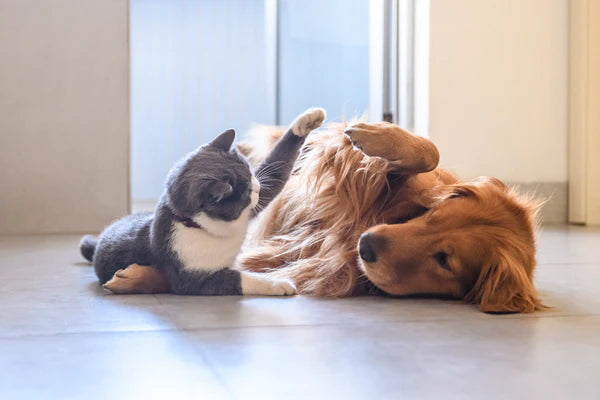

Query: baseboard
[[507, 182, 568, 225]]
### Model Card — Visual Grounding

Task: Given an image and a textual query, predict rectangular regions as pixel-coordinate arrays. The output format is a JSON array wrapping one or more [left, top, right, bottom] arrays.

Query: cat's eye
[[433, 252, 452, 271]]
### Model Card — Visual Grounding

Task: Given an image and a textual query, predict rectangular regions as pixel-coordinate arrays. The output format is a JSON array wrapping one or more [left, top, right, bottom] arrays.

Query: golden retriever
[[106, 120, 543, 313]]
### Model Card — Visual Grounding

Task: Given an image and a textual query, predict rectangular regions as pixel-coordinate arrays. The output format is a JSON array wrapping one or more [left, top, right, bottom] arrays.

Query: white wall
[[0, 0, 129, 234], [428, 0, 568, 184]]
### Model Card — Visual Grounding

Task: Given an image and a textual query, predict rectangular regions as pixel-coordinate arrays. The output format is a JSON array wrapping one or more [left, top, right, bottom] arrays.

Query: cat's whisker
[[255, 161, 287, 178]]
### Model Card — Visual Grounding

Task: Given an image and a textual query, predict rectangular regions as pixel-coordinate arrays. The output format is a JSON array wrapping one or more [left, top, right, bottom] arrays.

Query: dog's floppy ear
[[464, 249, 541, 313], [209, 129, 236, 152]]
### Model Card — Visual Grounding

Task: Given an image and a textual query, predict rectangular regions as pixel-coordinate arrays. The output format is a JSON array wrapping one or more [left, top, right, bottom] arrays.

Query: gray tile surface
[[1, 227, 599, 399]]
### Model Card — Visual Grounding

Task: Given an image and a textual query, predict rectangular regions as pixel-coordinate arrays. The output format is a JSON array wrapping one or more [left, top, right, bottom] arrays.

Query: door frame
[[569, 0, 600, 225], [266, 0, 419, 127], [369, 0, 429, 136]]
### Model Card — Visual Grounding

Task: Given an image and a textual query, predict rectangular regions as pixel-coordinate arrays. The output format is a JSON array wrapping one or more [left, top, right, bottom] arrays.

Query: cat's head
[[165, 129, 259, 222]]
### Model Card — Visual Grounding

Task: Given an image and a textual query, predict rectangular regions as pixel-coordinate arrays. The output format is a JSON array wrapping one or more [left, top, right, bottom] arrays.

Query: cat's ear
[[207, 181, 233, 203], [209, 129, 236, 152]]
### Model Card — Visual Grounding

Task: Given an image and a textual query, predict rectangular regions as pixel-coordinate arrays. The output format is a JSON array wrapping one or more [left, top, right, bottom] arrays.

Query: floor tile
[[1, 227, 599, 399], [0, 331, 230, 400], [196, 316, 600, 400], [534, 263, 600, 316], [537, 226, 600, 265]]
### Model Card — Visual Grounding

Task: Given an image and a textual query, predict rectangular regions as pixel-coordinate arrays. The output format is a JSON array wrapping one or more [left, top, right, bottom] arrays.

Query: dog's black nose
[[359, 232, 381, 263]]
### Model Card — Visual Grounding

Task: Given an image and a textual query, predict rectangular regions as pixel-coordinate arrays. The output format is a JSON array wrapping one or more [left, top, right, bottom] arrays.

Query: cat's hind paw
[[103, 264, 170, 294], [290, 107, 326, 137]]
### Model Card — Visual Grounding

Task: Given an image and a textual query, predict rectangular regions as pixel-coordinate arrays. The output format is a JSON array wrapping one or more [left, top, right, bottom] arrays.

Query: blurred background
[[1, 0, 598, 234], [131, 0, 371, 201]]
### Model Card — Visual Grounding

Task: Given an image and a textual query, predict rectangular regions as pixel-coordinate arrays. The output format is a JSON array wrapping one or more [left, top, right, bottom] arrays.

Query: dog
[[104, 120, 544, 313]]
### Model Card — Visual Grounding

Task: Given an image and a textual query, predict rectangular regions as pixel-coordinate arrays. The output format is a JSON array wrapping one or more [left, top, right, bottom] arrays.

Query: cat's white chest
[[171, 209, 250, 271]]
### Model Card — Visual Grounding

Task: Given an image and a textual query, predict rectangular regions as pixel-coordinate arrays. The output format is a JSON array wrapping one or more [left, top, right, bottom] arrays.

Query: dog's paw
[[291, 107, 326, 137], [344, 122, 392, 159], [343, 122, 377, 150]]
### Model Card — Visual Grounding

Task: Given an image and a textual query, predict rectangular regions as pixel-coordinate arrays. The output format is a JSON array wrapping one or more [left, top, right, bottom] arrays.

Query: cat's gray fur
[[80, 108, 325, 295]]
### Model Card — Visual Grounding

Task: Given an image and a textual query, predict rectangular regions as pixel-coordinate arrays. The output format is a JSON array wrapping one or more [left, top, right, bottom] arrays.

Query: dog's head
[[358, 177, 543, 313]]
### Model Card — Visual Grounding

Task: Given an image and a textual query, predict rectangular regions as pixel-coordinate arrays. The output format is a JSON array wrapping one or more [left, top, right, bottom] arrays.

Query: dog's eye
[[434, 252, 452, 271]]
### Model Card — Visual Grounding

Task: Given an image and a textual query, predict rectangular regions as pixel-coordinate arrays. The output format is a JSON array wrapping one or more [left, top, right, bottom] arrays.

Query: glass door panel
[[278, 0, 371, 123]]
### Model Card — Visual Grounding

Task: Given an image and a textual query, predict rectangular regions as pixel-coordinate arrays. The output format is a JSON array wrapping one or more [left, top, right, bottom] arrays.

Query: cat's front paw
[[267, 278, 297, 296], [290, 107, 326, 137], [240, 271, 297, 296]]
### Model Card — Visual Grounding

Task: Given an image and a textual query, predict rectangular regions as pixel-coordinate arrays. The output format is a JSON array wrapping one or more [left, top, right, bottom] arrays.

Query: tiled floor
[[1, 226, 599, 399]]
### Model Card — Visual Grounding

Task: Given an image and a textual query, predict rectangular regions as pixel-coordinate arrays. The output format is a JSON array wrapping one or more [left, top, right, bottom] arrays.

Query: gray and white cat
[[80, 108, 326, 295]]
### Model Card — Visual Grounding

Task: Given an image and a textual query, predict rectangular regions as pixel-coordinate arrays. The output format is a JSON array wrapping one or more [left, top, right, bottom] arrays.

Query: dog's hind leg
[[344, 122, 440, 175]]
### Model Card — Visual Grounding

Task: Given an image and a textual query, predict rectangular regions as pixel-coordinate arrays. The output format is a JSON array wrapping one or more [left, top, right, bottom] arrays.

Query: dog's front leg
[[344, 122, 439, 175]]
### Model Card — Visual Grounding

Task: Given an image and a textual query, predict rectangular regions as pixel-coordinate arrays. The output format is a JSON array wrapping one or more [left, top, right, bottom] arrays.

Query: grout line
[[196, 345, 238, 400], [2, 313, 599, 341]]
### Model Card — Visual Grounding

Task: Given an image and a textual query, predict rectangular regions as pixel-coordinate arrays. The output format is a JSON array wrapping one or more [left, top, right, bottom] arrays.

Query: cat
[[79, 108, 326, 295]]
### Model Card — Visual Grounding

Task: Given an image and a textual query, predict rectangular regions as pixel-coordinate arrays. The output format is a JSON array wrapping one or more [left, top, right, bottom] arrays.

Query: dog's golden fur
[[238, 121, 543, 312], [107, 120, 543, 313]]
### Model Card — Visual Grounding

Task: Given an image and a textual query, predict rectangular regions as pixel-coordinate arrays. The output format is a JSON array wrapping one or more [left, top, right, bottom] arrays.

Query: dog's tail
[[79, 235, 98, 262]]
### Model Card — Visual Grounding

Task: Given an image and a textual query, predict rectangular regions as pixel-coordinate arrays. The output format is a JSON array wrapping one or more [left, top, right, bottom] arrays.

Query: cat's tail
[[79, 235, 98, 262]]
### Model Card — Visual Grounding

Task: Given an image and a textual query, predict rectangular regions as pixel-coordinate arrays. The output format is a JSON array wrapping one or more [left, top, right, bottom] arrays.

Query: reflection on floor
[[1, 226, 599, 399]]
